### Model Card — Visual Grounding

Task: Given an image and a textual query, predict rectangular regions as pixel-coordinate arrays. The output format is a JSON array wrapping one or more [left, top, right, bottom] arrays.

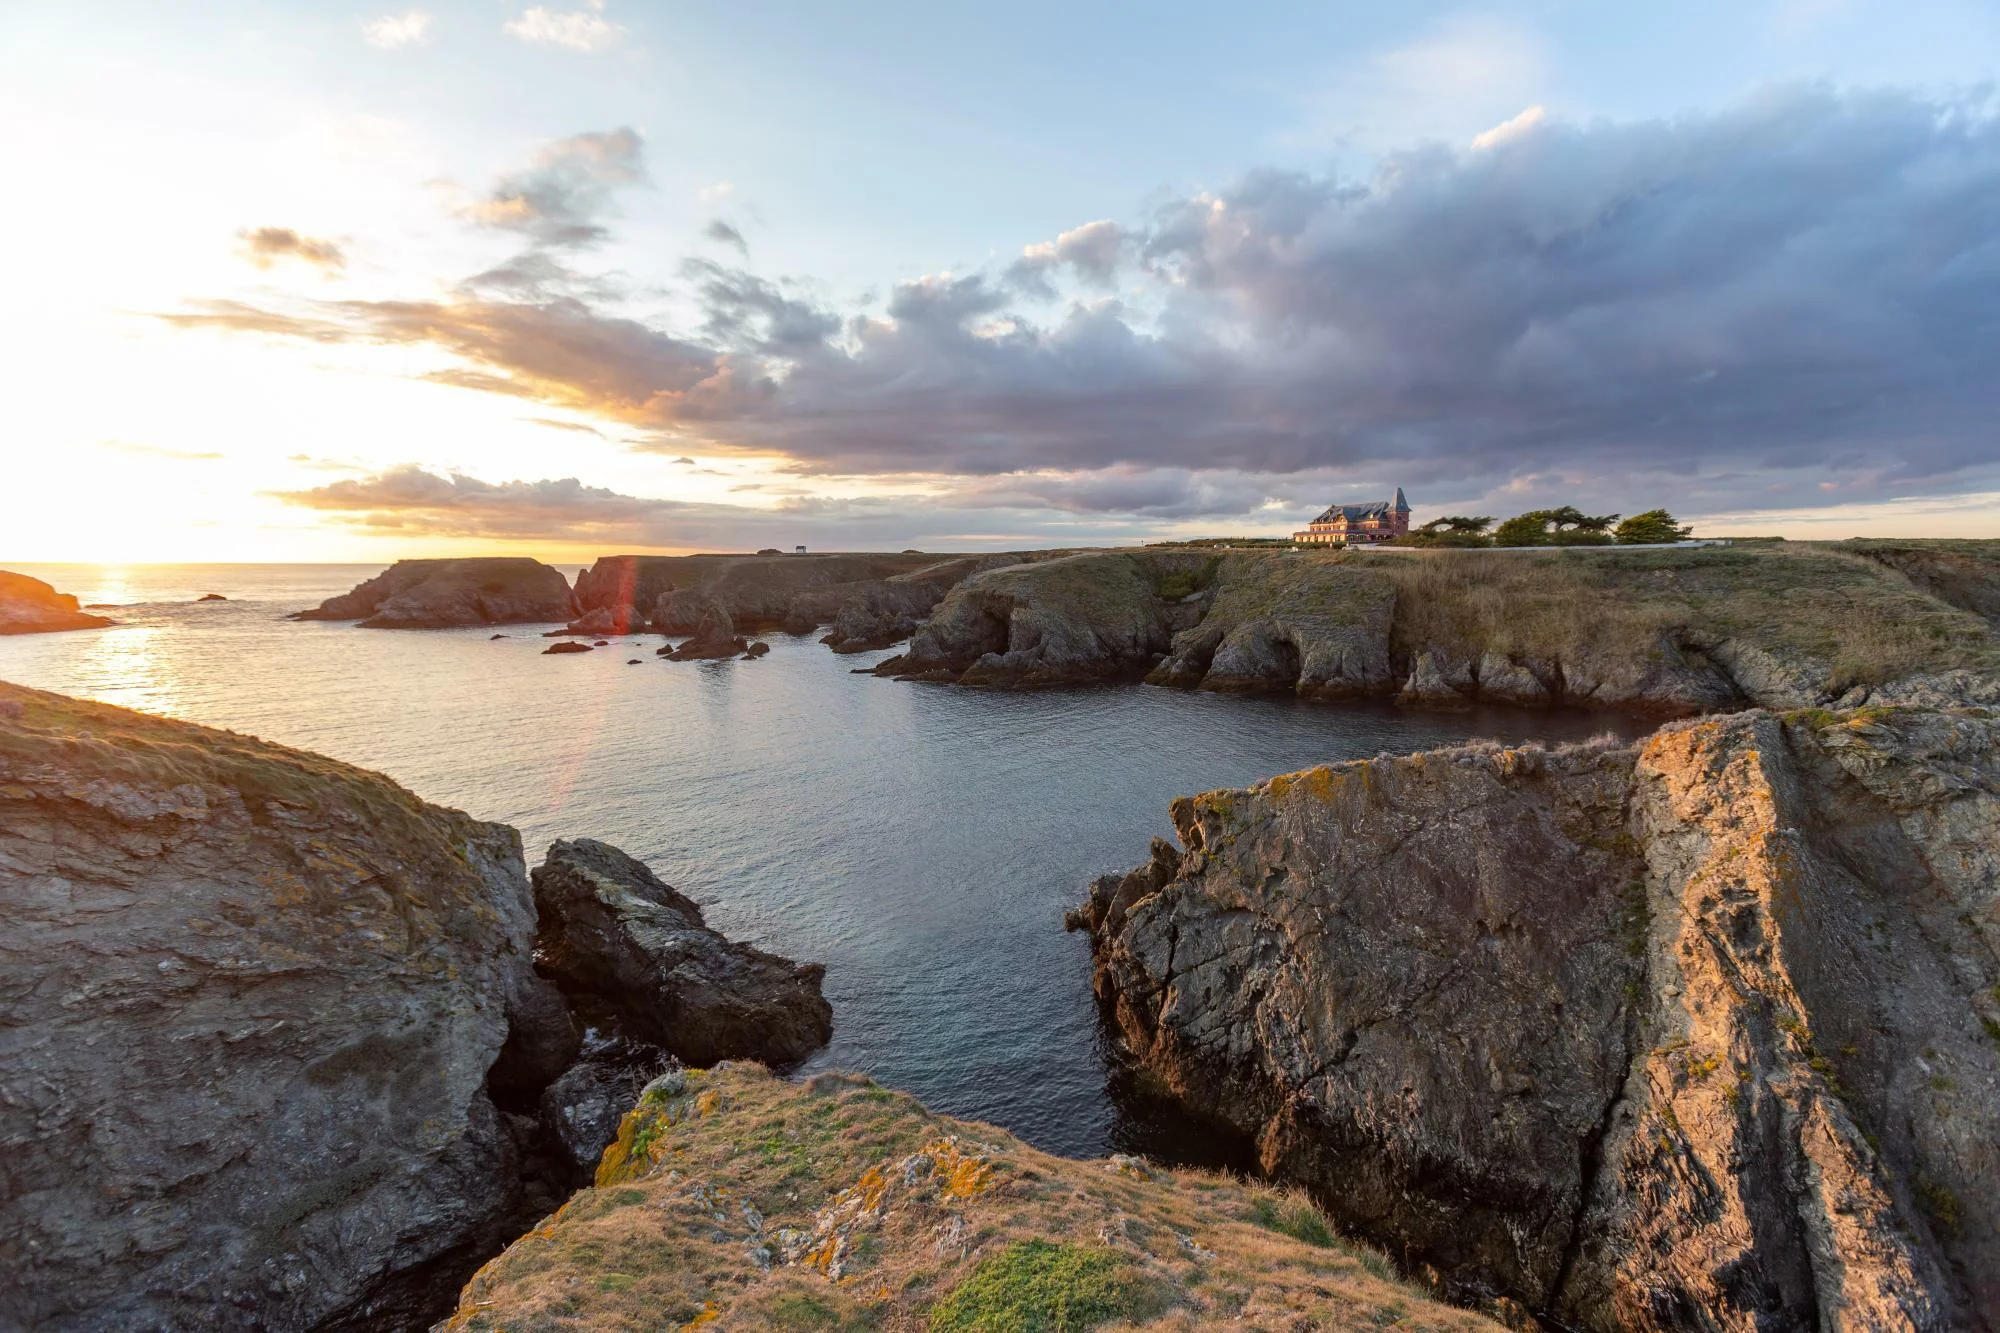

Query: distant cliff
[[0, 569, 115, 635], [879, 543, 2000, 714], [293, 557, 575, 628], [568, 551, 1051, 644], [437, 1063, 1502, 1332], [1071, 705, 2000, 1330], [0, 683, 829, 1331]]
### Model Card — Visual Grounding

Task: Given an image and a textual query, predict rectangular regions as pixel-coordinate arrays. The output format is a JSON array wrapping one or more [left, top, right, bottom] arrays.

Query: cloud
[[236, 227, 346, 272], [269, 465, 1265, 549], [362, 11, 431, 49], [464, 127, 644, 250], [704, 219, 749, 254], [176, 89, 2000, 522], [1007, 219, 1129, 295], [504, 0, 622, 52], [1470, 104, 1546, 151], [529, 417, 606, 436]]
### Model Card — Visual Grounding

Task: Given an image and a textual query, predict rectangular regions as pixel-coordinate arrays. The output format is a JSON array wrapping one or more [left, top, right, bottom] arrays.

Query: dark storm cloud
[[237, 227, 346, 272], [187, 89, 2000, 519], [464, 126, 645, 249]]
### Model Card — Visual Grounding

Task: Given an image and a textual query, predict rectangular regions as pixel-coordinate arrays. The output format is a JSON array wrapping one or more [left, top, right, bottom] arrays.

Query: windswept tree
[[1491, 507, 1620, 546], [1401, 515, 1494, 547], [1615, 509, 1694, 544]]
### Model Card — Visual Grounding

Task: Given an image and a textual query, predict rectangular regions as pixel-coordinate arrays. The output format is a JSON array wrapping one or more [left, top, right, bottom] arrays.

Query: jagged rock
[[0, 570, 116, 635], [536, 1038, 676, 1179], [1396, 650, 1476, 705], [531, 839, 832, 1068], [656, 591, 747, 660], [292, 558, 575, 629], [1474, 651, 1553, 705], [1072, 707, 2000, 1329], [488, 974, 583, 1102], [0, 683, 544, 1331], [543, 640, 592, 655]]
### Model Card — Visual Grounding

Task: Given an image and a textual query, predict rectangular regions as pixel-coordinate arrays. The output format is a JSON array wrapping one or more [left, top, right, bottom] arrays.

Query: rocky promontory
[[1070, 705, 2000, 1329], [0, 682, 831, 1330], [879, 543, 2000, 715], [438, 1062, 1499, 1331], [0, 570, 116, 635], [292, 557, 575, 628]]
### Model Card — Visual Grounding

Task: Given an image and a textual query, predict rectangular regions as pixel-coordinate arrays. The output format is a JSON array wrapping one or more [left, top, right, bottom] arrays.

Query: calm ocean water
[[0, 563, 1646, 1157]]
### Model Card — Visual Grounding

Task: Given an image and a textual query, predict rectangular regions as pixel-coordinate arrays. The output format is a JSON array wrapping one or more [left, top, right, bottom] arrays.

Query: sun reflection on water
[[71, 625, 181, 717]]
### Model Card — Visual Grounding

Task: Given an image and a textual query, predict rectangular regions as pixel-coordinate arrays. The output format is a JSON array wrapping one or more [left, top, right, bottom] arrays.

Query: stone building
[[1293, 488, 1410, 545]]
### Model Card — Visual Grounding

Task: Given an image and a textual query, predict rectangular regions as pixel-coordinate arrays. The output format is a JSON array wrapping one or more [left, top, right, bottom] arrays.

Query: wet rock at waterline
[[532, 838, 833, 1069], [1072, 706, 2000, 1329], [544, 640, 593, 655]]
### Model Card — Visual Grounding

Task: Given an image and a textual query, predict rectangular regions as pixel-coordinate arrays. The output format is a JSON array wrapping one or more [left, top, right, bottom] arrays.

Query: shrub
[[928, 1240, 1140, 1332], [1616, 510, 1693, 544], [1398, 516, 1493, 548]]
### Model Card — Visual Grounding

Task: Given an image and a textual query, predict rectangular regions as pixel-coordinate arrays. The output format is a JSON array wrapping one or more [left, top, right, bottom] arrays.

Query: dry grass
[[439, 1063, 1500, 1332], [1373, 545, 2000, 688]]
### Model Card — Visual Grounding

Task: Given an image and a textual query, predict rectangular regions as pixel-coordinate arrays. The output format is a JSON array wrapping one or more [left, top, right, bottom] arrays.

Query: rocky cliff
[[0, 684, 832, 1331], [566, 551, 1047, 645], [436, 1062, 1502, 1332], [879, 544, 2000, 714], [0, 570, 116, 635], [293, 558, 575, 628], [1070, 705, 2000, 1329], [1840, 539, 2000, 629]]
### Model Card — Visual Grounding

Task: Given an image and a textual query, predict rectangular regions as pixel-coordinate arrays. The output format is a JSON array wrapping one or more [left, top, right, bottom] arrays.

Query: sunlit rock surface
[[0, 570, 115, 635], [1072, 706, 2000, 1330]]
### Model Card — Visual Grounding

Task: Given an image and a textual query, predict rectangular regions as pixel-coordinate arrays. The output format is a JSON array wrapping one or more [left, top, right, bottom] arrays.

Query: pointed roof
[[1392, 487, 1409, 512]]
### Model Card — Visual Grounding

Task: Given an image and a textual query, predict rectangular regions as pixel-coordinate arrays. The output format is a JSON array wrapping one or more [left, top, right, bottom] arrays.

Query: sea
[[0, 563, 1647, 1158]]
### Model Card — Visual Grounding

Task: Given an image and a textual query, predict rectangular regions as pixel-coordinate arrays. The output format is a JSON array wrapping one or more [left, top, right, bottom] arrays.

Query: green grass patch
[[1249, 1195, 1337, 1248], [928, 1240, 1149, 1333]]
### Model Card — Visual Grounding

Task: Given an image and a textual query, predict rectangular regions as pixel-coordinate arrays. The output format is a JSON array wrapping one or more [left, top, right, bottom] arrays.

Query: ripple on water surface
[[0, 564, 1652, 1157]]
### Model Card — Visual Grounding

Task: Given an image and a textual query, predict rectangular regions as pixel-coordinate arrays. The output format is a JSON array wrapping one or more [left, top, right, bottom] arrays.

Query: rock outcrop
[[292, 558, 575, 628], [1070, 706, 2000, 1329], [879, 545, 2000, 715], [655, 589, 747, 660], [0, 681, 541, 1331], [437, 1063, 1501, 1332], [0, 570, 116, 635], [532, 839, 832, 1069], [0, 685, 837, 1331]]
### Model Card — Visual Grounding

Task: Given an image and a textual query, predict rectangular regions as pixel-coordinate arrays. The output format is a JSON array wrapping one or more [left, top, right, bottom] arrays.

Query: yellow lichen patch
[[436, 1063, 1507, 1332]]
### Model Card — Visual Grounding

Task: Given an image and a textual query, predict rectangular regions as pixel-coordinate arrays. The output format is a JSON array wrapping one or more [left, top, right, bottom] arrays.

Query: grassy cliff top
[[440, 1062, 1500, 1332]]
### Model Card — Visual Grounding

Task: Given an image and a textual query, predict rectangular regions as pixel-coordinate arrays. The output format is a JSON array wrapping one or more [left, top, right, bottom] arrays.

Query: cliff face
[[1071, 706, 2000, 1330], [0, 570, 115, 635], [1838, 539, 2000, 628], [292, 558, 575, 628], [567, 551, 1045, 643], [0, 686, 836, 1331], [0, 682, 541, 1331], [437, 1063, 1503, 1332], [880, 545, 2000, 714]]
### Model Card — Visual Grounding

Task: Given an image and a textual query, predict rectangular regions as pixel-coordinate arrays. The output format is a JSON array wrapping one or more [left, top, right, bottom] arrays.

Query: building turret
[[1392, 487, 1409, 513]]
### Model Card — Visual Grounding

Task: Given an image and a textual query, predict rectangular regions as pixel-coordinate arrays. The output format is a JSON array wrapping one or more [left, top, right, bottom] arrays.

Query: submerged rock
[[292, 557, 575, 628], [0, 569, 116, 635], [532, 839, 832, 1068], [0, 683, 543, 1331], [1072, 706, 2000, 1329], [543, 640, 593, 654]]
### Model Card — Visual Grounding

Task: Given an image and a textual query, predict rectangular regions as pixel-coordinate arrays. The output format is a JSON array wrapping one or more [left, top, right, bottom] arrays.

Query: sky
[[3, 0, 1999, 562]]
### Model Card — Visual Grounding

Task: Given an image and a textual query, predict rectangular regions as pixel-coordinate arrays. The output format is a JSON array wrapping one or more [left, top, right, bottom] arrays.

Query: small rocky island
[[0, 569, 116, 635], [293, 556, 575, 628]]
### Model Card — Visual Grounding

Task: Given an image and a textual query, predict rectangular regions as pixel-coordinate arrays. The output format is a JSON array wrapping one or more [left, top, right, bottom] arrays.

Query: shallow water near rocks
[[1, 563, 1650, 1157]]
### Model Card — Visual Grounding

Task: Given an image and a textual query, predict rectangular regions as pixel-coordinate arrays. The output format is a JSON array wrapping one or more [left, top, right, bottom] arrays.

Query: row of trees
[[1396, 507, 1693, 548]]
